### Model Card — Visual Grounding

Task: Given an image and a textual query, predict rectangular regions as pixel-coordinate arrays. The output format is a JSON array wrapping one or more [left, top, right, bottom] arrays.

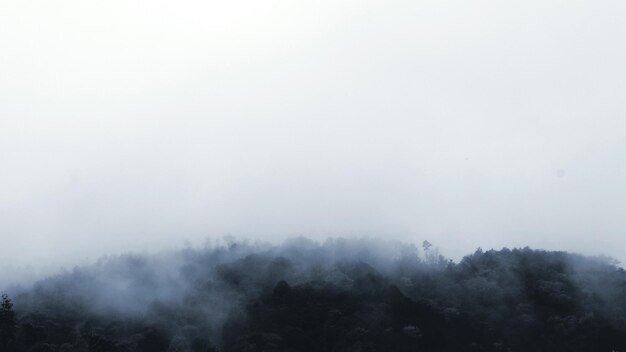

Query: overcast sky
[[2, 0, 626, 285]]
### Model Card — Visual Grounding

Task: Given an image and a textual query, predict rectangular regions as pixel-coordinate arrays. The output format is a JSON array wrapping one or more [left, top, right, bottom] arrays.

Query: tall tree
[[0, 293, 17, 348]]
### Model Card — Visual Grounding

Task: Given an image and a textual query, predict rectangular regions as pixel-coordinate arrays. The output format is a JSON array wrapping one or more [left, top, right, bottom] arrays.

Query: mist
[[2, 0, 626, 287], [3, 237, 626, 351], [3, 1, 626, 350]]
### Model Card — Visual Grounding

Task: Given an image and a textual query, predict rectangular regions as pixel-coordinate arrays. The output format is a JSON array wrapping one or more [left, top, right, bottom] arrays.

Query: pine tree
[[0, 293, 17, 348]]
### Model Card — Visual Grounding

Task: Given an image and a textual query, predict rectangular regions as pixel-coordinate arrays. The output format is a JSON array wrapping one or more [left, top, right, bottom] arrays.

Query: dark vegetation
[[2, 237, 626, 351]]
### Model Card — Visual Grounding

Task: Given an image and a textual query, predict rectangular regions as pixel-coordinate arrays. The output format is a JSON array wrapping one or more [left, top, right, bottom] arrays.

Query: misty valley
[[1, 237, 625, 352]]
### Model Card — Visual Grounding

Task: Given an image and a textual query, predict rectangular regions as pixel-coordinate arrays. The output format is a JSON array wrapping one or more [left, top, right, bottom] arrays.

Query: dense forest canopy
[[1, 237, 626, 351]]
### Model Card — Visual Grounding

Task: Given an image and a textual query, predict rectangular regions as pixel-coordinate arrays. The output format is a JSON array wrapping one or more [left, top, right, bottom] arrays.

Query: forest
[[1, 237, 626, 351]]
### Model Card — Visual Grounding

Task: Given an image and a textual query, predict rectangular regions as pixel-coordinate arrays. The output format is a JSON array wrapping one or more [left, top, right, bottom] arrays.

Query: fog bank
[[2, 0, 626, 281]]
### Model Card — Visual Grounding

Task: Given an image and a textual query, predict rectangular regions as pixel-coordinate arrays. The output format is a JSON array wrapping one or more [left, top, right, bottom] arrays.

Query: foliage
[[3, 239, 626, 351]]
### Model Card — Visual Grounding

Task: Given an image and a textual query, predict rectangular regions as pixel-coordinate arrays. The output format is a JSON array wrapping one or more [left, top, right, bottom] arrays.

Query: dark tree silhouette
[[0, 293, 17, 349], [4, 239, 626, 351]]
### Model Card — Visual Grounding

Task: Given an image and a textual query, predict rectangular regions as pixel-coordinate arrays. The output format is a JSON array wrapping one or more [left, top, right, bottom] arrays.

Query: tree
[[0, 293, 17, 348]]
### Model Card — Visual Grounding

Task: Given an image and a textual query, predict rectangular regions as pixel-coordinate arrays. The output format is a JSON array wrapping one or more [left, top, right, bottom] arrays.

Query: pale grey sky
[[2, 0, 626, 285]]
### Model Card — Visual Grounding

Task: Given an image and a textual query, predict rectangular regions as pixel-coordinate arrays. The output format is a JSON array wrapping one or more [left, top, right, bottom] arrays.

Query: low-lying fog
[[4, 237, 626, 351]]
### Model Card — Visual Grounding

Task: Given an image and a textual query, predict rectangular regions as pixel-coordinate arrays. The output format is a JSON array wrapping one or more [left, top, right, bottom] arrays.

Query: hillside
[[2, 238, 625, 351]]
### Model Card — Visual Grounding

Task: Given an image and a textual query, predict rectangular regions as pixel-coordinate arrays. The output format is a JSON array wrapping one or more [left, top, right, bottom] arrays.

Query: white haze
[[1, 0, 626, 285]]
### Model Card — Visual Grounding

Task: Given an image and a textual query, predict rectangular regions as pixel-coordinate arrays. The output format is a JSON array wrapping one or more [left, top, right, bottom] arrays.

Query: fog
[[2, 0, 626, 285], [5, 237, 626, 351]]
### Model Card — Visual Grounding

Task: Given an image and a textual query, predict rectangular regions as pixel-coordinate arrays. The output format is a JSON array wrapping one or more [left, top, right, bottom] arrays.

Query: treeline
[[2, 238, 626, 351]]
